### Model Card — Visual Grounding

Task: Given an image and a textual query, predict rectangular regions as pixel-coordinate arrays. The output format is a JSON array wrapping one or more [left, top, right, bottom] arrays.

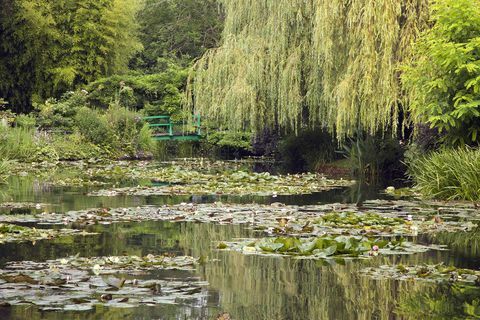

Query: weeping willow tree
[[188, 0, 429, 140]]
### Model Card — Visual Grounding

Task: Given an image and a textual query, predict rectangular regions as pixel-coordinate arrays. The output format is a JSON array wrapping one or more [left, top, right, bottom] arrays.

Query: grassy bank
[[408, 148, 480, 202]]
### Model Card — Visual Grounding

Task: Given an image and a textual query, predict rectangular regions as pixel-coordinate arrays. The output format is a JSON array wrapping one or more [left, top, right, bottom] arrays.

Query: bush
[[75, 107, 114, 147], [278, 130, 338, 172], [85, 63, 188, 117], [402, 0, 480, 146], [15, 114, 36, 129], [408, 147, 480, 201], [105, 104, 141, 154], [35, 91, 87, 131], [51, 133, 104, 161], [75, 104, 154, 158], [204, 131, 253, 159], [342, 135, 405, 182]]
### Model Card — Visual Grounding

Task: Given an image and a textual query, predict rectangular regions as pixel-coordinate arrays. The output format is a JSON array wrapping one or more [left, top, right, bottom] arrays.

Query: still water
[[0, 173, 479, 319]]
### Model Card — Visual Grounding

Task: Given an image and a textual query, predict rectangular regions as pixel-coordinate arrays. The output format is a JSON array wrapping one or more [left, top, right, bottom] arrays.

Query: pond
[[0, 161, 479, 319]]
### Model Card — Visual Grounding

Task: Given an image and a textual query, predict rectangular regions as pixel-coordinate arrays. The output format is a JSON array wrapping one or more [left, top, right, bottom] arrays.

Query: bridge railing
[[143, 115, 201, 138]]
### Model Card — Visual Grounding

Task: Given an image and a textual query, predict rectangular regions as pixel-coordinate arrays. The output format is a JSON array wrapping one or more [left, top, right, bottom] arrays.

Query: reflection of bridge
[[144, 115, 202, 141]]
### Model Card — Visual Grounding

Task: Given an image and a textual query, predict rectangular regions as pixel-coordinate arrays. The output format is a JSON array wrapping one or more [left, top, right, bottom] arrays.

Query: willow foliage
[[189, 0, 429, 139]]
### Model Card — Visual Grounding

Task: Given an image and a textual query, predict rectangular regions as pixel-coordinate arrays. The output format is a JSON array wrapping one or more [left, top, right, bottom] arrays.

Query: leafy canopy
[[402, 0, 480, 146], [188, 0, 429, 140], [0, 0, 143, 113]]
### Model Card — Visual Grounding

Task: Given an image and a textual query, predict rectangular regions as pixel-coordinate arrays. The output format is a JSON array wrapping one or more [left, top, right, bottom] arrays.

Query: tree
[[0, 0, 59, 112], [0, 0, 143, 113], [187, 0, 429, 140], [133, 0, 223, 72], [402, 0, 480, 146]]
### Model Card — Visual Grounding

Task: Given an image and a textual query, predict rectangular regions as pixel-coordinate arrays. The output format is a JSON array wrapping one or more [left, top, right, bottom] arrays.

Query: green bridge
[[144, 115, 202, 141]]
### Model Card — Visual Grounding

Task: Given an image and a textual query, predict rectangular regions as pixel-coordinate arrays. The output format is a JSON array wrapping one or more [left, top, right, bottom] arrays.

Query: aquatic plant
[[0, 159, 11, 183], [362, 264, 480, 284], [0, 255, 207, 311], [0, 223, 95, 244], [408, 147, 480, 201], [218, 235, 442, 259], [90, 170, 353, 197]]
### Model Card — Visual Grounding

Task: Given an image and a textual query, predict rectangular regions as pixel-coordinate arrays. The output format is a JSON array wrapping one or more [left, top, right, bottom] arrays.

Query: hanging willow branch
[[187, 0, 429, 140]]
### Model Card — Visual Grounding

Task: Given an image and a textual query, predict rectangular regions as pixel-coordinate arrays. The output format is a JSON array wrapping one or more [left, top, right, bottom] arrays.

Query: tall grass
[[0, 159, 11, 183], [408, 148, 480, 201], [0, 126, 36, 160]]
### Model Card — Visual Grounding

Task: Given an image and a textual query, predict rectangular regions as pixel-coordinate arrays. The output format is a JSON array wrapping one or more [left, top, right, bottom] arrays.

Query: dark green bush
[[278, 130, 338, 172], [35, 91, 87, 131], [342, 135, 405, 182], [75, 107, 114, 147], [85, 63, 188, 117]]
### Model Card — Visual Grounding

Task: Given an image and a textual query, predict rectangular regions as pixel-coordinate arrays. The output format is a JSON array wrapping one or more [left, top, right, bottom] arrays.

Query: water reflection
[[0, 218, 478, 319], [0, 175, 479, 319], [0, 176, 394, 214]]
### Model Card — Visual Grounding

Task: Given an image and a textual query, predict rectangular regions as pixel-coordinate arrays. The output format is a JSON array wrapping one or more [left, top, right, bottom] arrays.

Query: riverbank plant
[[0, 159, 11, 183], [408, 148, 480, 201]]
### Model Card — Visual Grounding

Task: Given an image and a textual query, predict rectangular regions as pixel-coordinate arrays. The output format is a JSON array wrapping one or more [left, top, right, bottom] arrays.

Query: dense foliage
[[408, 148, 480, 201], [0, 0, 142, 113], [188, 0, 429, 140], [402, 0, 480, 146], [132, 0, 223, 72]]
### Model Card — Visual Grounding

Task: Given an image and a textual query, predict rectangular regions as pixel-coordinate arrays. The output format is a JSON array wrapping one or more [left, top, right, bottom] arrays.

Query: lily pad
[[218, 235, 444, 259], [0, 223, 96, 244], [0, 254, 207, 311], [361, 264, 480, 284]]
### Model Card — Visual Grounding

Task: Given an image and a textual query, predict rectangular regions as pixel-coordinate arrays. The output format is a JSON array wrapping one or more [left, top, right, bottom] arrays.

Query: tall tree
[[133, 0, 223, 72], [402, 0, 480, 146], [0, 0, 143, 113], [188, 0, 429, 140]]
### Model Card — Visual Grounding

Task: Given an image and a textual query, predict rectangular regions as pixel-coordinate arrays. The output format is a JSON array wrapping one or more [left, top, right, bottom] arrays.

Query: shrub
[[105, 104, 140, 154], [205, 131, 253, 159], [15, 114, 36, 129], [408, 147, 480, 201], [278, 130, 338, 172], [402, 0, 480, 146], [138, 123, 155, 154], [75, 107, 114, 147], [342, 135, 405, 181], [35, 91, 87, 131], [85, 64, 188, 116], [51, 133, 104, 161]]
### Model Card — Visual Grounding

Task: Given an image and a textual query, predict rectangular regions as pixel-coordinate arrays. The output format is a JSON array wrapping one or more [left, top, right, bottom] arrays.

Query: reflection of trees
[[2, 216, 477, 319], [429, 228, 480, 259], [397, 283, 480, 319], [0, 300, 215, 320], [178, 223, 426, 319]]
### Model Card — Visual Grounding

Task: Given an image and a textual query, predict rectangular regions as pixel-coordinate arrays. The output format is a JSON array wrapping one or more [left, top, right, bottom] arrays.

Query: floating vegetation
[[0, 201, 476, 238], [7, 254, 199, 275], [362, 264, 480, 284], [89, 172, 353, 197], [0, 223, 95, 244], [8, 159, 353, 193], [384, 187, 419, 199], [0, 202, 46, 210], [312, 211, 477, 237], [218, 235, 444, 259], [0, 254, 207, 311]]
